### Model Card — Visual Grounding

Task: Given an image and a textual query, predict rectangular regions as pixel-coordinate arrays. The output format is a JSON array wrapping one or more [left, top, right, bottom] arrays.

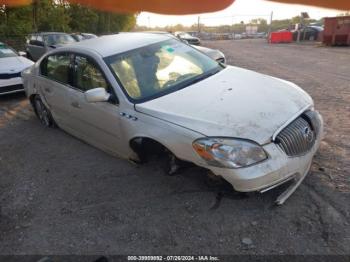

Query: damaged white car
[[22, 33, 323, 204]]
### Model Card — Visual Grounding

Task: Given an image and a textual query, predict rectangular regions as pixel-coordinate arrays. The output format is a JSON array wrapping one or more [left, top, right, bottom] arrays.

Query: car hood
[[0, 56, 34, 73], [136, 66, 313, 144]]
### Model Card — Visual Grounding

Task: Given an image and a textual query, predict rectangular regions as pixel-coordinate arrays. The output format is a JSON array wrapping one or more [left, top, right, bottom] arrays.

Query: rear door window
[[41, 53, 72, 85]]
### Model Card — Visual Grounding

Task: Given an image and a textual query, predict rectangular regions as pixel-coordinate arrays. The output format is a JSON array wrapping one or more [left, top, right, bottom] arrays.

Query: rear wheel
[[33, 96, 55, 127]]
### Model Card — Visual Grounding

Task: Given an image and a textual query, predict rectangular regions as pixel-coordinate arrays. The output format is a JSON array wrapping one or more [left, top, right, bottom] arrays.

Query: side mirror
[[84, 88, 110, 103], [18, 51, 26, 57]]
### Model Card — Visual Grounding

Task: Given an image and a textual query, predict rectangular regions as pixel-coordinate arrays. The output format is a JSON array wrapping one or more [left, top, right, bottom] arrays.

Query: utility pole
[[268, 11, 273, 36], [231, 15, 234, 39], [297, 15, 302, 42], [197, 16, 200, 34]]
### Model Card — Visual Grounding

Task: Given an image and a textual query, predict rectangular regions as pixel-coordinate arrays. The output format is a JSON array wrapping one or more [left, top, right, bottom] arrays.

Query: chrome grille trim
[[272, 105, 312, 141], [275, 111, 320, 157], [305, 110, 321, 136]]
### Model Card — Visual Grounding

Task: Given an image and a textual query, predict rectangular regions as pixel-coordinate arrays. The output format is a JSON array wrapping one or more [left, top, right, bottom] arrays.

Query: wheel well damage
[[129, 137, 169, 163], [129, 137, 193, 175]]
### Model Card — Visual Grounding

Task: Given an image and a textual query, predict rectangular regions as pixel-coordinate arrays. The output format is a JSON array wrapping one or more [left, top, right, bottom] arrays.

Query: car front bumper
[[208, 111, 324, 204], [0, 77, 23, 95]]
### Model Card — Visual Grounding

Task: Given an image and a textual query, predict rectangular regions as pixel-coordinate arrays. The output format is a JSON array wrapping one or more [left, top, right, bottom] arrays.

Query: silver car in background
[[22, 33, 323, 204], [25, 32, 77, 61], [193, 45, 226, 63]]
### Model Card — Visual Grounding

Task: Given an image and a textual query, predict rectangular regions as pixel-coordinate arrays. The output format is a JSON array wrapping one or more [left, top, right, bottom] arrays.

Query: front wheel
[[33, 96, 55, 127]]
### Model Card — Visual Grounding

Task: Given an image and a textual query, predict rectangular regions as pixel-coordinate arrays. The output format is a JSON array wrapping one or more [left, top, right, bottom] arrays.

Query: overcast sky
[[137, 0, 342, 27]]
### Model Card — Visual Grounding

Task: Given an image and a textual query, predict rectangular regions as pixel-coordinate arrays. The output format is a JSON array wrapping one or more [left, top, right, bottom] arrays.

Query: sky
[[137, 0, 343, 27]]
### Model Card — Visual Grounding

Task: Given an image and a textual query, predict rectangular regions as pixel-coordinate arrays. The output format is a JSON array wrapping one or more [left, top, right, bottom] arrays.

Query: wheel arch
[[129, 136, 177, 162]]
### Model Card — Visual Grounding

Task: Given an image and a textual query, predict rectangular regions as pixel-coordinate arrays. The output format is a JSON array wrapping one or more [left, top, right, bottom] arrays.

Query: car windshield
[[0, 44, 17, 58], [44, 34, 76, 46], [105, 39, 222, 103]]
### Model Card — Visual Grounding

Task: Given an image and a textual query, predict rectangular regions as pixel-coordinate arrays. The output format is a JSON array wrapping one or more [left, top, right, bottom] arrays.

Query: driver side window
[[74, 55, 107, 92]]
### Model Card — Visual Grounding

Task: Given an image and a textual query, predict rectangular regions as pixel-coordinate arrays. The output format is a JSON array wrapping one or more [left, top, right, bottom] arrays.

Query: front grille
[[0, 72, 21, 79], [275, 111, 320, 157], [0, 84, 23, 94]]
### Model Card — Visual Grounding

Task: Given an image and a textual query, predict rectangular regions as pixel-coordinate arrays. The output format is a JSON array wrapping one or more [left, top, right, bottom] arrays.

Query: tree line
[[135, 16, 326, 34], [0, 0, 137, 36]]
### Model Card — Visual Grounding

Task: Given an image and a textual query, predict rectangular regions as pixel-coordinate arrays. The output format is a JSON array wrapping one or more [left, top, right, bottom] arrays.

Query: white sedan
[[0, 42, 34, 95], [22, 33, 323, 204]]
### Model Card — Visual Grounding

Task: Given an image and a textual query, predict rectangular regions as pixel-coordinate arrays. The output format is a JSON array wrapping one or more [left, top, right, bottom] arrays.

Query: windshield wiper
[[179, 68, 221, 89]]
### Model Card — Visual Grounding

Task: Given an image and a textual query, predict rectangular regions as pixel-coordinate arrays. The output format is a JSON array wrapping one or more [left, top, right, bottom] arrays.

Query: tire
[[33, 96, 55, 127]]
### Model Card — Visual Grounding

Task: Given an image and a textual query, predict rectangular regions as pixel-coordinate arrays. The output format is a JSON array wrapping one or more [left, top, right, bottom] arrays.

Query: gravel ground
[[0, 39, 349, 256]]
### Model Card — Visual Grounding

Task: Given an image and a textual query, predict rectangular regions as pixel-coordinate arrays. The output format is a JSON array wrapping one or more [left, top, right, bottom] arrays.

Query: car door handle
[[71, 101, 81, 108]]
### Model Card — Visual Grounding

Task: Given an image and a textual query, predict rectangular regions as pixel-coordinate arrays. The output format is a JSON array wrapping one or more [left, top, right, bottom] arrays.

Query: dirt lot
[[0, 39, 349, 256]]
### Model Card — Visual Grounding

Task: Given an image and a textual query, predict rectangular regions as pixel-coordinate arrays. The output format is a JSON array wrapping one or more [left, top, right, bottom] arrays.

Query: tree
[[249, 18, 268, 32], [68, 4, 99, 33], [0, 5, 32, 35], [35, 0, 71, 32], [0, 1, 137, 37]]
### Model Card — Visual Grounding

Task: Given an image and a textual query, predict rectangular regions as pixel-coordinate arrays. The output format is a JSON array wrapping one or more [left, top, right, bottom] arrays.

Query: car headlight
[[193, 138, 267, 168]]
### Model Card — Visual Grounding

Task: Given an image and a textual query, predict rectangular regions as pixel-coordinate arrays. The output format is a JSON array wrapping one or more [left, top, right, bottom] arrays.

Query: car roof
[[30, 32, 71, 36], [66, 32, 171, 57]]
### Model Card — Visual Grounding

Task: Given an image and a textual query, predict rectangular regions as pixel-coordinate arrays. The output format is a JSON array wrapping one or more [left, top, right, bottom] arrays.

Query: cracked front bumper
[[209, 112, 324, 203]]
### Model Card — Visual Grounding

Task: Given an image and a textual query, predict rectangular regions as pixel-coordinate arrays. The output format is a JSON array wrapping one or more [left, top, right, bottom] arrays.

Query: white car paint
[[22, 33, 323, 204], [0, 53, 34, 93], [136, 66, 313, 145]]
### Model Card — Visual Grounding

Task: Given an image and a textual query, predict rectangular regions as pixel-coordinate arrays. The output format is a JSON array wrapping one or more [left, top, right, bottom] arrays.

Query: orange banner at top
[[1, 0, 349, 13]]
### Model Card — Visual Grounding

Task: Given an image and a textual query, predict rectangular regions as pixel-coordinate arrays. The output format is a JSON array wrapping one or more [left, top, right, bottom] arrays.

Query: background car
[[25, 32, 77, 61], [0, 42, 34, 95], [71, 33, 98, 42], [256, 32, 267, 38], [193, 45, 226, 63], [233, 33, 243, 40], [147, 31, 225, 63], [174, 31, 201, 45], [292, 26, 324, 41]]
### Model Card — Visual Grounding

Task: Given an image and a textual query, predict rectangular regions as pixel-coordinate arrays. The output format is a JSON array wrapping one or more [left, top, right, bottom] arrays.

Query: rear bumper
[[209, 111, 324, 202]]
